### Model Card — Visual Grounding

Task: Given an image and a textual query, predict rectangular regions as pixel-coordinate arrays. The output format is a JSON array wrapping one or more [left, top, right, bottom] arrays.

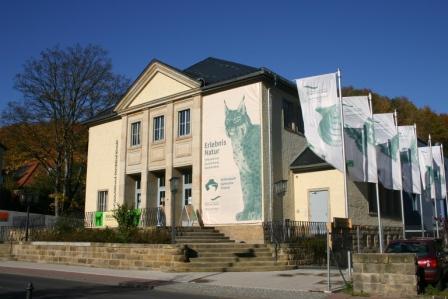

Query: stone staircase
[[175, 227, 296, 272]]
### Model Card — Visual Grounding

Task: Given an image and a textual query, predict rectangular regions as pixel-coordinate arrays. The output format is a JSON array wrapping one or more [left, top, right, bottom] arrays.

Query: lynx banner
[[398, 126, 421, 194], [296, 73, 344, 172], [201, 83, 262, 224], [432, 145, 447, 200], [373, 113, 401, 190], [418, 146, 436, 200], [343, 96, 377, 183]]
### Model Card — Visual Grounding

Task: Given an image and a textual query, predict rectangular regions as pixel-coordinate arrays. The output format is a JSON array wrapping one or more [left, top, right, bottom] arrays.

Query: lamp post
[[19, 191, 38, 242], [169, 177, 179, 244], [272, 179, 288, 243]]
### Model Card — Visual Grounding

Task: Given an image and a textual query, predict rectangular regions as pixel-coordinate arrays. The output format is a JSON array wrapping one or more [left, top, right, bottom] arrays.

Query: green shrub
[[32, 227, 170, 244], [112, 204, 141, 242]]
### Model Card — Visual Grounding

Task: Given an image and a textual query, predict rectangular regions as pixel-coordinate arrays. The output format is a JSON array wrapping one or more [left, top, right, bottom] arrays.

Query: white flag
[[398, 126, 422, 194], [432, 145, 447, 200], [296, 73, 344, 172], [418, 146, 436, 200], [373, 113, 402, 190], [343, 96, 377, 183]]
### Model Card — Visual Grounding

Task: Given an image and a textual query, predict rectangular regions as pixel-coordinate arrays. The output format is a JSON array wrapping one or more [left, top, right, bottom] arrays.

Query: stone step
[[184, 243, 268, 249], [176, 239, 235, 243], [189, 256, 277, 263], [175, 235, 229, 240], [196, 251, 273, 258], [177, 232, 225, 237], [189, 246, 271, 253], [176, 227, 216, 232], [174, 264, 297, 272], [186, 260, 289, 267]]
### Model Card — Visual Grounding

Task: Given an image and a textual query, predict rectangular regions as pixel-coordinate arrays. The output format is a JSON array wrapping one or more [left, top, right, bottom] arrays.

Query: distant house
[[0, 143, 6, 186], [13, 161, 42, 189]]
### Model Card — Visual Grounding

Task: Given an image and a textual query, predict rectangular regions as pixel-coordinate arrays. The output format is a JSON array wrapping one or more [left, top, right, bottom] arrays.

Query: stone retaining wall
[[353, 253, 417, 297], [11, 242, 187, 271]]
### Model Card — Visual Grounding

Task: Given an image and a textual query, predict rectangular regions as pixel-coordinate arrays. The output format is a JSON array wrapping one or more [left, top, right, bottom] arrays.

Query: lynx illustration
[[224, 97, 261, 221]]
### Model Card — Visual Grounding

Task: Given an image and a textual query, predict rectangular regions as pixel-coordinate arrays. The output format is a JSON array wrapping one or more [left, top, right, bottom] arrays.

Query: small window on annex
[[282, 99, 301, 133], [97, 190, 108, 212], [130, 121, 141, 146], [153, 115, 165, 141], [178, 109, 191, 137]]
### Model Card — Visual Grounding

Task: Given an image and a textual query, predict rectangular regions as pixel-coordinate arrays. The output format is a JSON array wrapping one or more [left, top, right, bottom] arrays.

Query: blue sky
[[1, 0, 447, 113]]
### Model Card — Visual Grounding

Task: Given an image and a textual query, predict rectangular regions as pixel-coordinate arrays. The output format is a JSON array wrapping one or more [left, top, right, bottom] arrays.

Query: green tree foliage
[[343, 86, 448, 156]]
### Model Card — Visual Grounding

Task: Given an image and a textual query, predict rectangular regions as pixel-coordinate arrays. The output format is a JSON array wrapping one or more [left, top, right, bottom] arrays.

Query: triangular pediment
[[115, 60, 200, 111]]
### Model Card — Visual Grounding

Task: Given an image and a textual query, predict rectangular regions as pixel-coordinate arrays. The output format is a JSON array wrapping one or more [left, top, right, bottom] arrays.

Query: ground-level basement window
[[97, 190, 108, 212]]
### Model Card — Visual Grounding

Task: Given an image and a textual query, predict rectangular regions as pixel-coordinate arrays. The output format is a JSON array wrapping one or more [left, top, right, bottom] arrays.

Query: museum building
[[84, 57, 403, 243]]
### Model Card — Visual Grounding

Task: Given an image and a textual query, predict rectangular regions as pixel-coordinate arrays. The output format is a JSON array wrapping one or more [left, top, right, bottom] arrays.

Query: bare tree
[[2, 44, 129, 215]]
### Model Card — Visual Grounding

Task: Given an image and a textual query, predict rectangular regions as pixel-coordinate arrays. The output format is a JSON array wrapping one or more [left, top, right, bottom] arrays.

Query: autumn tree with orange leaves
[[1, 44, 129, 215]]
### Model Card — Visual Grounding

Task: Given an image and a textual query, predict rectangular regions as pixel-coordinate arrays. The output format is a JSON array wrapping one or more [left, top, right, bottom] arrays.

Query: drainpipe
[[267, 87, 273, 242]]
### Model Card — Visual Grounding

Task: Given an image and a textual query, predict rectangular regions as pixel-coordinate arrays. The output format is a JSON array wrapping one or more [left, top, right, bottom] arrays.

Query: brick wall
[[11, 242, 187, 271], [353, 253, 417, 297]]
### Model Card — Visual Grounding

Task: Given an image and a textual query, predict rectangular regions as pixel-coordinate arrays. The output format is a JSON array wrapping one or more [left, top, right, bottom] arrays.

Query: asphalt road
[[0, 273, 225, 299]]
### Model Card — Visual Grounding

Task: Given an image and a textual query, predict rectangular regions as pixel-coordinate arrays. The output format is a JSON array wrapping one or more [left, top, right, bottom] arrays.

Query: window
[[130, 121, 141, 146], [153, 116, 165, 141], [282, 99, 301, 133], [97, 191, 108, 212], [178, 109, 191, 136]]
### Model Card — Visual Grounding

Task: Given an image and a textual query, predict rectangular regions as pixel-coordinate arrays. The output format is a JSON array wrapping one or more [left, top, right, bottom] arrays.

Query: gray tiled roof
[[183, 57, 260, 86], [290, 147, 332, 171]]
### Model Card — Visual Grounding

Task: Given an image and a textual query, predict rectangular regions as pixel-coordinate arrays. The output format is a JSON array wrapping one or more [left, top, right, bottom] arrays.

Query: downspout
[[267, 87, 273, 241]]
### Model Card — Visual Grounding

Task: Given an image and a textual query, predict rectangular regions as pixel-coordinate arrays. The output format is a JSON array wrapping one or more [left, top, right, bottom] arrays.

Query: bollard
[[26, 282, 33, 299]]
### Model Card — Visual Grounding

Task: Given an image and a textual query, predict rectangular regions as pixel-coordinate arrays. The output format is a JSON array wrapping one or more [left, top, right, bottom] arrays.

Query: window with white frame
[[153, 115, 165, 141], [130, 121, 141, 146], [178, 109, 190, 137], [97, 190, 108, 212]]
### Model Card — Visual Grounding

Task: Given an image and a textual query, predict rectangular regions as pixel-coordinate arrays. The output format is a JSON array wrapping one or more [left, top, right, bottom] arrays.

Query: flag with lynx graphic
[[418, 146, 436, 200], [432, 145, 447, 200], [398, 126, 421, 194], [296, 73, 344, 172], [343, 96, 377, 183], [373, 113, 402, 190]]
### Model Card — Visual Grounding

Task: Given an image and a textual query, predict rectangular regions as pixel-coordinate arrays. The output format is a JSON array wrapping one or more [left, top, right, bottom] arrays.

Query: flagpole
[[415, 124, 425, 237], [337, 68, 349, 219], [441, 143, 448, 218], [369, 93, 384, 253], [394, 110, 406, 238], [429, 134, 440, 238]]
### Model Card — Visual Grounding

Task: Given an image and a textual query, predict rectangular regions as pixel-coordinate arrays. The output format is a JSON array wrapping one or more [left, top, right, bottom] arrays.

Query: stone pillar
[[165, 102, 174, 226], [191, 95, 202, 223], [140, 109, 149, 208], [118, 115, 128, 206]]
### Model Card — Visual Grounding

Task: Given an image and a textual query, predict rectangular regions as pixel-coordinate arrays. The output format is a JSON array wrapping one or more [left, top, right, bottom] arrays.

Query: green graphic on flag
[[316, 104, 341, 146]]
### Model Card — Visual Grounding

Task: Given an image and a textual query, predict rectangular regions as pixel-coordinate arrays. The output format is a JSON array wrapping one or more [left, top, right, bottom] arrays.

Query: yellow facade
[[293, 169, 346, 221]]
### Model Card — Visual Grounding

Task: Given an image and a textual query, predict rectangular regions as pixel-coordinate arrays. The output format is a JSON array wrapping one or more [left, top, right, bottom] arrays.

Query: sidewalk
[[0, 260, 346, 298]]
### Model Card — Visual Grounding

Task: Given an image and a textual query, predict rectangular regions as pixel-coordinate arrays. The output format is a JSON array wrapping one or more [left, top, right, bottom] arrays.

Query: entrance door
[[182, 171, 192, 226], [135, 178, 141, 209], [157, 176, 166, 208], [309, 189, 329, 222], [156, 175, 166, 226]]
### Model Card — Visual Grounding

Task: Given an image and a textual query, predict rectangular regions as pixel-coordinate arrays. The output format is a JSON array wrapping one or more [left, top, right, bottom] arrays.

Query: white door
[[157, 176, 166, 208], [156, 176, 166, 226], [309, 190, 329, 222], [182, 171, 192, 226], [135, 179, 141, 209]]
